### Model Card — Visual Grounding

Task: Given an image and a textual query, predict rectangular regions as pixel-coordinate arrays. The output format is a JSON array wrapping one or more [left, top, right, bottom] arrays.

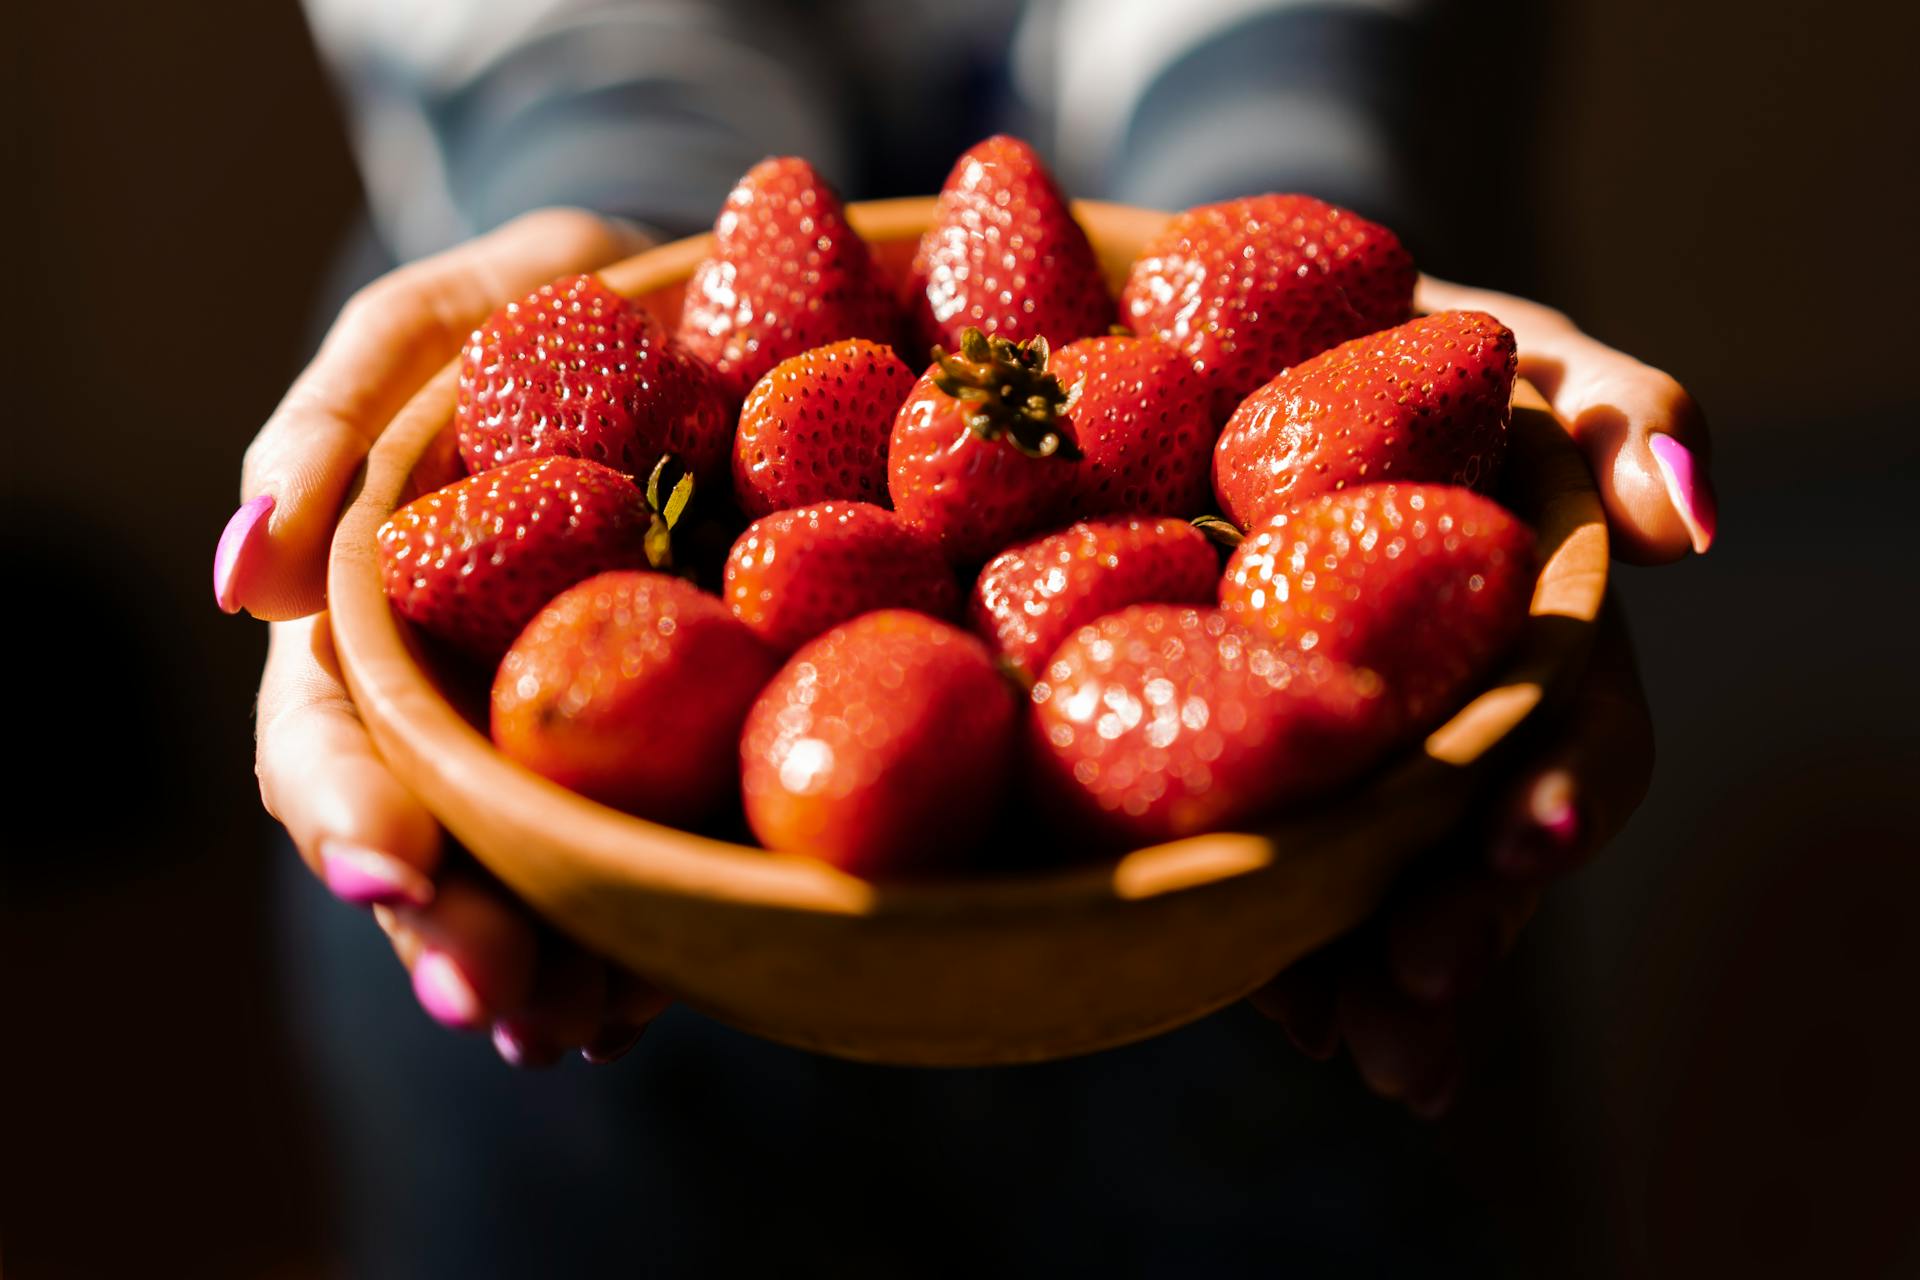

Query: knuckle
[[254, 711, 291, 821], [337, 277, 392, 329], [253, 687, 351, 785], [1655, 372, 1706, 430], [239, 432, 270, 490], [412, 271, 478, 354], [346, 259, 472, 366], [255, 759, 281, 820], [341, 264, 436, 336], [515, 206, 616, 260]]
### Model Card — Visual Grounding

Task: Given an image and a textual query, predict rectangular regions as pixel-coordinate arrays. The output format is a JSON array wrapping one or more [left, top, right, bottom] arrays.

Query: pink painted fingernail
[[1529, 770, 1580, 844], [1493, 770, 1581, 879], [492, 1020, 562, 1069], [581, 1022, 649, 1066], [1648, 435, 1717, 555], [213, 494, 275, 614], [413, 950, 485, 1031], [320, 840, 434, 909]]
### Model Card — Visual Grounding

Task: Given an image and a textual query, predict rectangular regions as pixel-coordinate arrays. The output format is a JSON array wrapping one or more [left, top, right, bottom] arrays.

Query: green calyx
[[643, 454, 695, 571], [930, 327, 1080, 461]]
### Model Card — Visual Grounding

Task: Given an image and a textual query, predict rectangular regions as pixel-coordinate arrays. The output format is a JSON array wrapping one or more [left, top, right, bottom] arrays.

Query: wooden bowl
[[328, 198, 1609, 1066]]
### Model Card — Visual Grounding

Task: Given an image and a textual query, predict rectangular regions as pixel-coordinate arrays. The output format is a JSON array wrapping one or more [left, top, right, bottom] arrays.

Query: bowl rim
[[327, 196, 1609, 922]]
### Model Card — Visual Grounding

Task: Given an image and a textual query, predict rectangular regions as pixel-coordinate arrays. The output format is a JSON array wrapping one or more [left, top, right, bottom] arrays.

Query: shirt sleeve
[[1017, 0, 1430, 231], [301, 0, 852, 259]]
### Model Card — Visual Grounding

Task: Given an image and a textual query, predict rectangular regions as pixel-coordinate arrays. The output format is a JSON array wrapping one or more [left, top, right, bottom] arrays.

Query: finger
[[1387, 876, 1540, 1007], [256, 614, 441, 908], [583, 968, 672, 1065], [1248, 945, 1346, 1061], [377, 874, 540, 1033], [1489, 601, 1654, 881], [1416, 275, 1718, 565], [491, 941, 608, 1069], [1337, 969, 1462, 1118], [219, 209, 654, 620]]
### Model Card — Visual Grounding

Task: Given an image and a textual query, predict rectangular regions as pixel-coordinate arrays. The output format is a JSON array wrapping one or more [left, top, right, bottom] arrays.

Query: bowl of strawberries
[[329, 137, 1607, 1065]]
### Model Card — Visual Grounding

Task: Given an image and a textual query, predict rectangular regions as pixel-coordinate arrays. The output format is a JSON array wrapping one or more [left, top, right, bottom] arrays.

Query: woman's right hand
[[220, 209, 668, 1065]]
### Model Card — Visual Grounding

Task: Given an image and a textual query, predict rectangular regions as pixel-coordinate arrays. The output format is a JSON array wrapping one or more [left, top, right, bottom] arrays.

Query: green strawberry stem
[[930, 327, 1080, 460], [643, 454, 695, 571]]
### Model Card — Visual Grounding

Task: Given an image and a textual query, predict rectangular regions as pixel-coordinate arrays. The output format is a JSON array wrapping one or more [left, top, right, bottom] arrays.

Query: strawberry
[[1212, 310, 1517, 530], [971, 518, 1219, 685], [733, 339, 916, 518], [492, 571, 777, 824], [1219, 483, 1534, 731], [1049, 334, 1215, 519], [740, 610, 1017, 876], [904, 134, 1114, 354], [722, 502, 959, 652], [888, 329, 1082, 565], [678, 157, 899, 403], [1121, 193, 1416, 421], [1029, 606, 1396, 846], [377, 456, 690, 662], [457, 273, 731, 483]]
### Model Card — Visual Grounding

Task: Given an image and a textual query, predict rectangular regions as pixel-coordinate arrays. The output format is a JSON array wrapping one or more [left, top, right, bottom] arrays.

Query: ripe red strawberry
[[733, 339, 916, 517], [457, 273, 731, 483], [1122, 193, 1416, 421], [1220, 484, 1534, 731], [678, 157, 899, 403], [888, 329, 1082, 565], [492, 572, 777, 824], [377, 456, 661, 662], [1212, 310, 1517, 530], [971, 518, 1219, 685], [1029, 606, 1396, 845], [905, 134, 1114, 354], [740, 610, 1017, 876], [1049, 334, 1215, 519], [722, 502, 959, 652]]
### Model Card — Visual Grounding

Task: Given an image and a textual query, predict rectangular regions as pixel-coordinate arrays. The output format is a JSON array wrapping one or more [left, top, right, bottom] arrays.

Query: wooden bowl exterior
[[328, 198, 1608, 1065]]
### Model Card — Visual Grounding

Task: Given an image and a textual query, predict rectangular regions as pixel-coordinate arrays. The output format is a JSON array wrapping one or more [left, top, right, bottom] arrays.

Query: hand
[[1417, 275, 1717, 563], [1251, 277, 1711, 1114], [221, 209, 668, 1065]]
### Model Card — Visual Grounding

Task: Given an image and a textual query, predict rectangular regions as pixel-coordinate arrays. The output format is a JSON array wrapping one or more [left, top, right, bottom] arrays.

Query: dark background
[[3, 1, 1917, 1275]]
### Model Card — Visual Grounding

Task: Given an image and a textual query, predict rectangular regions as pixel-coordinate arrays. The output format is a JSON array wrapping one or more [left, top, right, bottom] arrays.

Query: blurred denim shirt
[[302, 0, 1426, 269]]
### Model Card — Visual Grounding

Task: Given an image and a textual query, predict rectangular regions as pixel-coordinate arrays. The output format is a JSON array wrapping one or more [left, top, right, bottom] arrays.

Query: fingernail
[[1395, 919, 1499, 1006], [1648, 435, 1716, 555], [413, 950, 485, 1031], [581, 1021, 649, 1065], [319, 840, 434, 909], [492, 1020, 563, 1069], [1493, 769, 1581, 879], [213, 494, 275, 614]]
